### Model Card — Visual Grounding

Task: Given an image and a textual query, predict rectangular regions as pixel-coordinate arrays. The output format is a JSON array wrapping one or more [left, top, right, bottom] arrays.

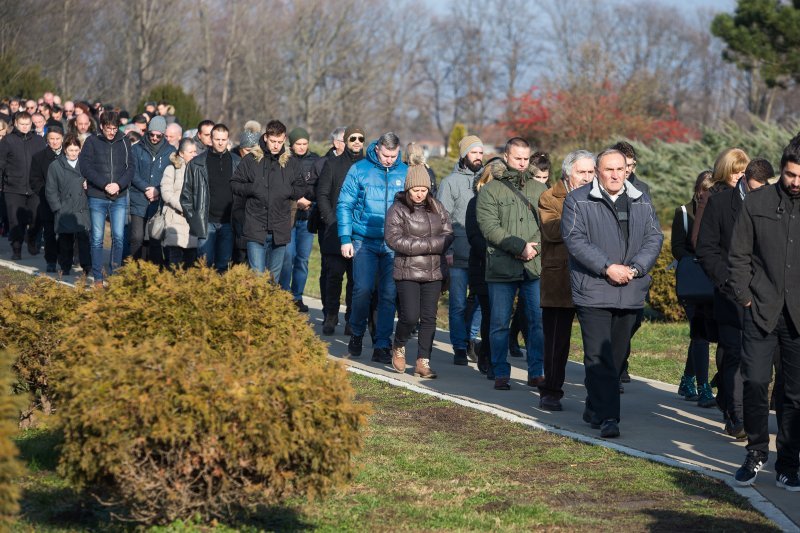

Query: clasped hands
[[516, 242, 539, 262], [606, 264, 635, 286]]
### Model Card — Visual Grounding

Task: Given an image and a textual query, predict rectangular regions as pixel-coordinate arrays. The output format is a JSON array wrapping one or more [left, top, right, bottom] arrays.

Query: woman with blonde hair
[[691, 148, 749, 247]]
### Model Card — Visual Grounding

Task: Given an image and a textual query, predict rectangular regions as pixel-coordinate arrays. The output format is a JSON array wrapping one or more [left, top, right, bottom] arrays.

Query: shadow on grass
[[14, 427, 62, 471]]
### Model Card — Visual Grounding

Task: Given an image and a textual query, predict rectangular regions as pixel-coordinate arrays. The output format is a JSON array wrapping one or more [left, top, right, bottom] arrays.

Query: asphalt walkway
[[0, 240, 796, 530]]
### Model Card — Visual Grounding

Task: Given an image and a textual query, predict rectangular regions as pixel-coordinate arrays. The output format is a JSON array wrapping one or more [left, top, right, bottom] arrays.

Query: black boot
[[322, 313, 337, 335]]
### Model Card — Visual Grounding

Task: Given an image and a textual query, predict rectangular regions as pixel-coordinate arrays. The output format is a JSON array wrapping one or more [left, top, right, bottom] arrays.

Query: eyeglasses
[[348, 135, 364, 143], [149, 132, 164, 139], [103, 125, 119, 131]]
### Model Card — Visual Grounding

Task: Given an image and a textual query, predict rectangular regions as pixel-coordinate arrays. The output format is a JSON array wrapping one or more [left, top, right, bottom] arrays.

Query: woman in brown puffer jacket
[[385, 164, 454, 378]]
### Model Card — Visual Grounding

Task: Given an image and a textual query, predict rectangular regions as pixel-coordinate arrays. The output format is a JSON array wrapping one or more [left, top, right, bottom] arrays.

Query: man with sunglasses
[[129, 115, 175, 263]]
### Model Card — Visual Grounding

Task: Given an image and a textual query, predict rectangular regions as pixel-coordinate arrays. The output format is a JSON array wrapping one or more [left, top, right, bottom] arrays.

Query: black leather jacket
[[180, 150, 241, 239]]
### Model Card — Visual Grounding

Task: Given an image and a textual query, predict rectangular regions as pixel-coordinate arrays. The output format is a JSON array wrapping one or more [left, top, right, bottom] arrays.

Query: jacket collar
[[588, 177, 643, 200]]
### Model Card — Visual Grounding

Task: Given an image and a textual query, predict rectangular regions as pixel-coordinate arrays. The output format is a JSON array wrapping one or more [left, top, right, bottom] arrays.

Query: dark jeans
[[717, 323, 744, 420], [577, 307, 640, 423], [394, 280, 442, 360], [4, 192, 39, 251], [322, 253, 353, 319], [539, 307, 576, 399], [57, 231, 90, 273], [476, 292, 492, 361], [129, 214, 164, 265], [165, 246, 197, 270], [742, 307, 800, 473], [683, 303, 711, 384]]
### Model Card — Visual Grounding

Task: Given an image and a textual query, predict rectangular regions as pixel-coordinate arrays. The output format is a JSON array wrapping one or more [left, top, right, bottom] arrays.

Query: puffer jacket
[[561, 178, 663, 309], [161, 153, 197, 249], [384, 191, 453, 282], [229, 139, 305, 246], [180, 149, 241, 239], [79, 131, 133, 199], [45, 155, 90, 234], [0, 128, 46, 194], [337, 140, 407, 243], [539, 179, 573, 308], [437, 162, 480, 269], [475, 169, 547, 282], [130, 138, 176, 218]]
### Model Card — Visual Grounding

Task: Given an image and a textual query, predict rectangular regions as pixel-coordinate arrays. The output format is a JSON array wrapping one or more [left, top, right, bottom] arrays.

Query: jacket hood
[[365, 140, 402, 171], [169, 152, 184, 169], [254, 135, 290, 166], [588, 177, 643, 200]]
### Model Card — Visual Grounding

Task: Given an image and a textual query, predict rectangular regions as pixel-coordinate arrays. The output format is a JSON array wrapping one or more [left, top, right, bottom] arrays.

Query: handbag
[[306, 203, 321, 234], [147, 202, 167, 241], [675, 206, 713, 303]]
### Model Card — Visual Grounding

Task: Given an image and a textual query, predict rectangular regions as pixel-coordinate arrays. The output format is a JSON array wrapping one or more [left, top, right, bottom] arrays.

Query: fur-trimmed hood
[[169, 152, 184, 169], [253, 136, 291, 167]]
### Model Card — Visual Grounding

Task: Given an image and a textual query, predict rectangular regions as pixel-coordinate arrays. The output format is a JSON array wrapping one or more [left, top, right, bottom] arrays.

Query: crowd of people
[[0, 92, 798, 492]]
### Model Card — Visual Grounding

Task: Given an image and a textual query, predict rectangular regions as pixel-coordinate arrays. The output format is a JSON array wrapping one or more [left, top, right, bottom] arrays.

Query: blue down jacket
[[336, 141, 407, 243]]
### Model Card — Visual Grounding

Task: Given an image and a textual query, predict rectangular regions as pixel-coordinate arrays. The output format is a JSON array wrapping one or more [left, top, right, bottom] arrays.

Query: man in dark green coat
[[476, 137, 547, 391]]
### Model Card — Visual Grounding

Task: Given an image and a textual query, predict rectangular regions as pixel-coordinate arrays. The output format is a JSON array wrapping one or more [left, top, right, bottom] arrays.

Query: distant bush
[[138, 83, 203, 130], [447, 123, 468, 159], [0, 277, 90, 425], [0, 350, 25, 523], [648, 240, 684, 322], [53, 262, 367, 524]]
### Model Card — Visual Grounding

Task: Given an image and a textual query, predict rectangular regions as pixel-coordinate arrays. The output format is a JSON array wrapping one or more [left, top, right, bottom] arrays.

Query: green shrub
[[447, 123, 468, 159], [0, 277, 90, 424], [0, 350, 25, 523], [53, 262, 368, 524], [138, 83, 203, 130], [648, 240, 684, 322]]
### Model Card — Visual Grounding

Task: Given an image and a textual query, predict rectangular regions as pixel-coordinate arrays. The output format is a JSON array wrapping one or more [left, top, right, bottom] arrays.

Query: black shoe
[[619, 381, 625, 394], [735, 451, 767, 486], [453, 349, 468, 366], [466, 340, 478, 362], [539, 395, 563, 411], [725, 416, 746, 439], [322, 314, 337, 335], [10, 248, 21, 260], [494, 378, 510, 390], [776, 472, 800, 492], [371, 347, 392, 364], [583, 407, 600, 429], [600, 419, 620, 438], [294, 299, 309, 313], [27, 240, 39, 256], [620, 370, 631, 383], [347, 335, 363, 357], [509, 343, 524, 358], [344, 323, 353, 336], [46, 263, 58, 273]]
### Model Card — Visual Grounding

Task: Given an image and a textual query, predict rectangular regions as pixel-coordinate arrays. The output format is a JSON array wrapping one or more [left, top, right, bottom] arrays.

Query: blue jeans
[[469, 301, 482, 339], [88, 195, 128, 281], [349, 238, 396, 349], [488, 279, 544, 379], [448, 267, 469, 350], [279, 218, 314, 300], [247, 233, 285, 279], [197, 222, 233, 272]]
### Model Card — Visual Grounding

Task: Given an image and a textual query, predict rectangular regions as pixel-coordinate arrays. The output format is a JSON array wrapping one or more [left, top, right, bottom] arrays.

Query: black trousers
[[717, 323, 744, 420], [4, 192, 39, 250], [58, 231, 90, 273], [394, 280, 442, 360], [322, 253, 353, 320], [577, 307, 640, 423], [742, 307, 800, 473], [165, 246, 197, 270], [129, 214, 163, 265], [539, 307, 576, 399]]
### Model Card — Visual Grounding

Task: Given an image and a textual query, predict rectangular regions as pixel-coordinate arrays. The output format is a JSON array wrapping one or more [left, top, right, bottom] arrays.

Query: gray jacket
[[561, 178, 663, 309], [45, 155, 90, 234], [436, 163, 480, 269]]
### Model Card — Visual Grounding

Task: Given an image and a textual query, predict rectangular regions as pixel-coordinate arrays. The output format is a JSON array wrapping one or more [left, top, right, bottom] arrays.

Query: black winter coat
[[696, 185, 745, 327], [316, 148, 364, 255], [180, 150, 241, 239], [728, 183, 800, 334], [45, 156, 90, 233], [465, 193, 487, 295], [229, 143, 304, 246], [79, 132, 133, 199], [30, 147, 59, 222], [0, 129, 46, 194]]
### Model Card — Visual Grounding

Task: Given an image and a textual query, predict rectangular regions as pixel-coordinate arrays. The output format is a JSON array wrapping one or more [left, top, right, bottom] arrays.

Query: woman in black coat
[[45, 133, 90, 275]]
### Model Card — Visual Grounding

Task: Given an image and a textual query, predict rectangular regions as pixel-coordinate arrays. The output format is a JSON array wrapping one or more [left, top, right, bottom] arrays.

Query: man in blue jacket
[[79, 111, 134, 283], [337, 132, 407, 363], [562, 148, 662, 438]]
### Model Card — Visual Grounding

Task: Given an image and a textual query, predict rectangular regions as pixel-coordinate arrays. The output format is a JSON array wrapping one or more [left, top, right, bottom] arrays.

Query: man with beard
[[437, 135, 484, 365], [30, 125, 65, 271], [0, 112, 46, 259], [317, 126, 364, 335], [729, 137, 800, 490]]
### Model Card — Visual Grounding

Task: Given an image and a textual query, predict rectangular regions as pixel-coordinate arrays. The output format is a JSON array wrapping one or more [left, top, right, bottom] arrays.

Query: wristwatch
[[629, 266, 639, 278]]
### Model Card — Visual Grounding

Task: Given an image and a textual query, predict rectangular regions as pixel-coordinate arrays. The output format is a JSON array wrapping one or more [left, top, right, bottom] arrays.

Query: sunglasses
[[149, 132, 164, 138], [348, 135, 364, 142]]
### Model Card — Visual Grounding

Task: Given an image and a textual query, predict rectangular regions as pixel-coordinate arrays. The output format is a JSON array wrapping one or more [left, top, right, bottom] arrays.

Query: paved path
[[0, 239, 796, 530]]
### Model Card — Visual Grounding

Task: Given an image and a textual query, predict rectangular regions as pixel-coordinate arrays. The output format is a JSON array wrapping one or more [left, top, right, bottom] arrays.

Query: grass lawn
[[11, 374, 776, 532]]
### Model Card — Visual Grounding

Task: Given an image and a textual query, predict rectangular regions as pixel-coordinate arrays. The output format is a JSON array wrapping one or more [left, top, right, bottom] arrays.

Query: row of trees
[[0, 0, 798, 150]]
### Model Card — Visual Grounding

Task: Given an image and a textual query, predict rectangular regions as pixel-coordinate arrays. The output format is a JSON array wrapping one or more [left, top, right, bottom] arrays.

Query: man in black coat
[[0, 112, 46, 259], [696, 159, 773, 438], [728, 138, 800, 491], [29, 125, 65, 271], [316, 126, 365, 334], [230, 120, 304, 279]]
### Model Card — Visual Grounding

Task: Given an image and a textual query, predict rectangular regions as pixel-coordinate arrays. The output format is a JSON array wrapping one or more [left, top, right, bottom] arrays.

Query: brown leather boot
[[391, 345, 406, 373], [414, 358, 437, 379]]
